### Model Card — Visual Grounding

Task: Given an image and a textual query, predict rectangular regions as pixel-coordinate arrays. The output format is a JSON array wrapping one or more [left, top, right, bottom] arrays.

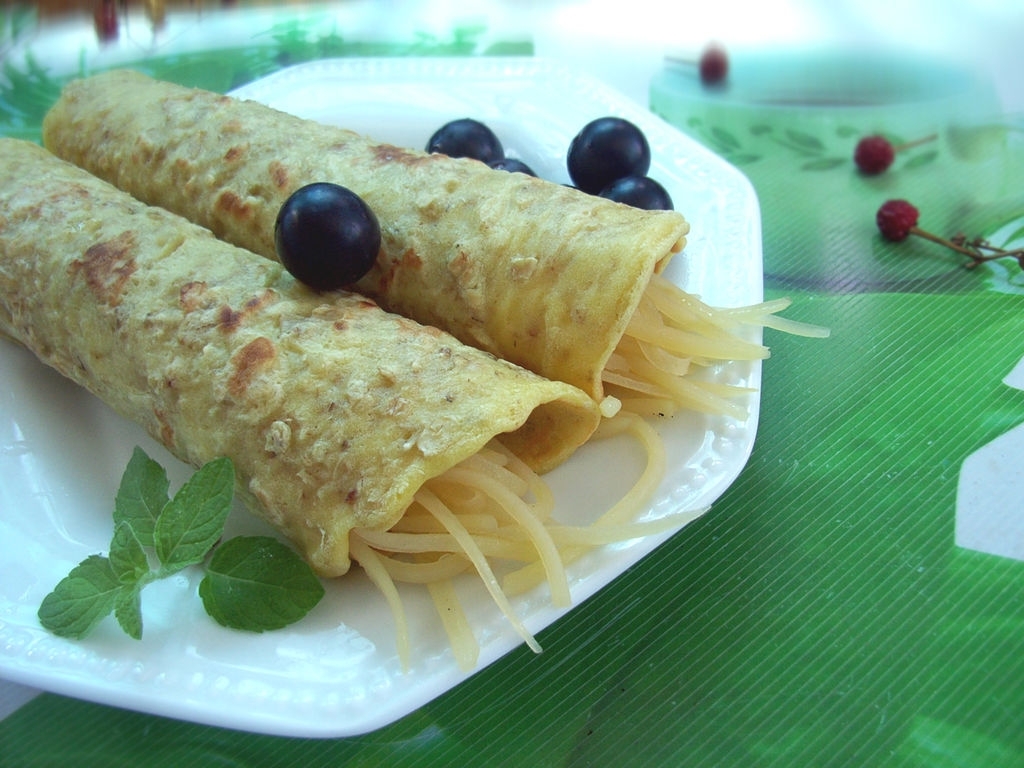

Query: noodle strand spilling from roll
[[351, 414, 699, 670], [606, 273, 829, 418]]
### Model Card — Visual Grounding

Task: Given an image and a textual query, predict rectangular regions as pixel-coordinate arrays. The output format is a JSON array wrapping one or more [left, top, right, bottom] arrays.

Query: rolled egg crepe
[[42, 69, 691, 403], [0, 139, 601, 578]]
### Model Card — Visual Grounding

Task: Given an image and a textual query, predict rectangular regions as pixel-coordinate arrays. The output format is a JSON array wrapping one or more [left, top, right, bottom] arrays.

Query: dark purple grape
[[426, 118, 504, 164], [487, 157, 537, 176], [274, 182, 380, 292], [599, 176, 674, 211], [567, 117, 651, 194]]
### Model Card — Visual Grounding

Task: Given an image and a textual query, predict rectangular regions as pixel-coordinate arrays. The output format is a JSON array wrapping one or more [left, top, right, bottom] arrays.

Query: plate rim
[[0, 55, 763, 738]]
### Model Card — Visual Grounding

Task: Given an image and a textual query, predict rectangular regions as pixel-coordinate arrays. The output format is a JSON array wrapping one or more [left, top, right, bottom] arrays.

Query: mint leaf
[[114, 585, 144, 640], [114, 447, 170, 548], [37, 555, 124, 639], [41, 454, 321, 642], [199, 536, 325, 632], [109, 521, 150, 584], [154, 456, 234, 574]]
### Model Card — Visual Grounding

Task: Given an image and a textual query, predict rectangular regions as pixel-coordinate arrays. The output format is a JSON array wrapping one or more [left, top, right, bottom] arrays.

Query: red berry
[[854, 135, 895, 175], [699, 44, 729, 85], [93, 0, 118, 43], [876, 199, 919, 242]]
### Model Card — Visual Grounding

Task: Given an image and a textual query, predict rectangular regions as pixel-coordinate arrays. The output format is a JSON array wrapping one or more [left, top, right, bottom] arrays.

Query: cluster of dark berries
[[426, 115, 675, 211]]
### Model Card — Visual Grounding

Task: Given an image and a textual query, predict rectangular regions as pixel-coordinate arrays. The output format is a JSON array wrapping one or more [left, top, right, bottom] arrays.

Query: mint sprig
[[38, 447, 324, 640]]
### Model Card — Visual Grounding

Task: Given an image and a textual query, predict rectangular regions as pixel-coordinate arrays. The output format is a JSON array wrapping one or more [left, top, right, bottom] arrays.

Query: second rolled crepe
[[0, 139, 600, 578], [42, 69, 691, 404]]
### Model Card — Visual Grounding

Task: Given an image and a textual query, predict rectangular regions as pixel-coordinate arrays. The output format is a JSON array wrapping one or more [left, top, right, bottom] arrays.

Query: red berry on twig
[[854, 133, 938, 175], [875, 199, 1024, 271], [666, 44, 729, 87], [876, 199, 919, 241], [699, 44, 729, 86], [854, 136, 895, 175]]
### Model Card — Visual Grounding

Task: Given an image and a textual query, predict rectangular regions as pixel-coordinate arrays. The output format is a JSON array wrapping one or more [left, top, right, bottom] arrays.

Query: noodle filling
[[605, 273, 828, 416], [349, 414, 699, 671]]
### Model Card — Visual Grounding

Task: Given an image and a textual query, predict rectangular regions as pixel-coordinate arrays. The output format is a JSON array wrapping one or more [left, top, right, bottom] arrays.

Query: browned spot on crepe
[[179, 280, 209, 312], [269, 160, 288, 190], [218, 289, 276, 333], [154, 407, 175, 447], [371, 142, 437, 167], [68, 231, 137, 306], [228, 336, 276, 397], [215, 189, 252, 222]]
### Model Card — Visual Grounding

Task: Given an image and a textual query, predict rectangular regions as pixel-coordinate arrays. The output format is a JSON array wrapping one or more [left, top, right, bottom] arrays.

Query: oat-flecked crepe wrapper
[[42, 69, 690, 402], [0, 139, 600, 577]]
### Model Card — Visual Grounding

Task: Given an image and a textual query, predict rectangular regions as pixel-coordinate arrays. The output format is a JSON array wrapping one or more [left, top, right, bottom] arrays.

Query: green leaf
[[801, 157, 847, 171], [114, 586, 144, 640], [37, 555, 124, 639], [901, 149, 939, 171], [114, 446, 170, 547], [483, 41, 533, 56], [199, 536, 325, 632], [109, 521, 150, 585], [726, 153, 762, 165], [710, 125, 741, 151], [154, 456, 234, 573], [784, 129, 825, 152], [1002, 224, 1024, 248]]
